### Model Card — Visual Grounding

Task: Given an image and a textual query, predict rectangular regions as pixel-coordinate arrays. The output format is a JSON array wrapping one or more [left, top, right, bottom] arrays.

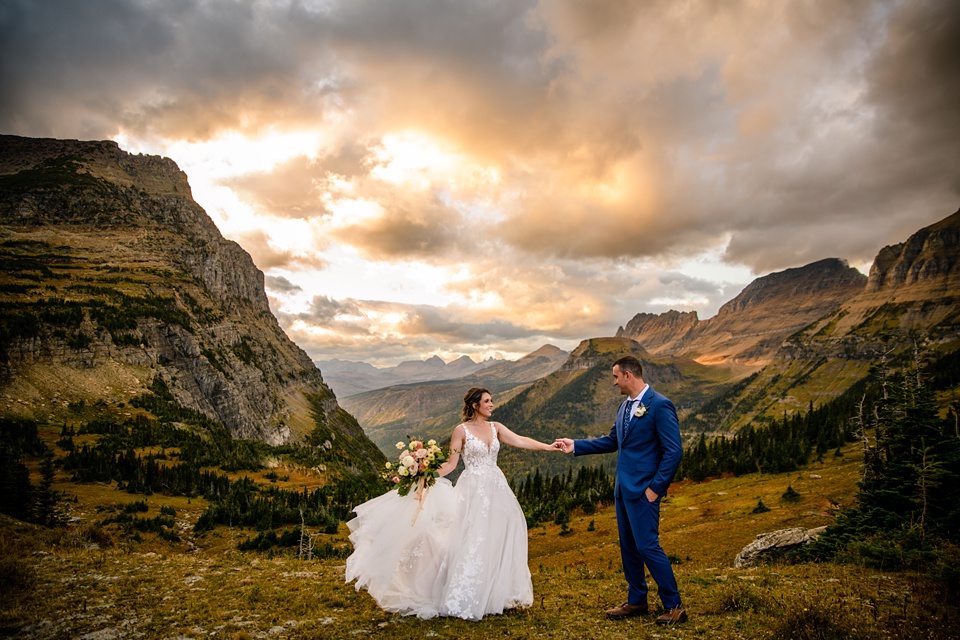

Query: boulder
[[734, 526, 827, 568]]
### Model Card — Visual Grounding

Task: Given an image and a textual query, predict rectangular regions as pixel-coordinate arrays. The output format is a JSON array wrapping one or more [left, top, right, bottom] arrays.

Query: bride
[[345, 387, 560, 620]]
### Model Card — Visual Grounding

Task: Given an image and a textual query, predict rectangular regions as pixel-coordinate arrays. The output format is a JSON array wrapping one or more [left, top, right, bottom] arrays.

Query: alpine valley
[[334, 211, 959, 479], [2, 135, 960, 640], [2, 134, 957, 476]]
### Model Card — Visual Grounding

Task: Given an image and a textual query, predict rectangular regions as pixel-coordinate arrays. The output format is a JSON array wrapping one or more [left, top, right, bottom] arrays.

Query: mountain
[[864, 209, 960, 298], [704, 208, 960, 431], [618, 258, 867, 367], [316, 353, 501, 397], [0, 135, 384, 479], [339, 344, 570, 455], [473, 344, 570, 384]]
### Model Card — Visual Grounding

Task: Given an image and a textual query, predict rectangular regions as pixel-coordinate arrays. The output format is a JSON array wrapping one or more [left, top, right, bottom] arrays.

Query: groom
[[555, 355, 687, 625]]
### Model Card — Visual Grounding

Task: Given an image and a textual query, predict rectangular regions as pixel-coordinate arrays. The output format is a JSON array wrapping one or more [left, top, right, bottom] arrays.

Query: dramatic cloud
[[265, 275, 302, 294], [2, 0, 957, 364]]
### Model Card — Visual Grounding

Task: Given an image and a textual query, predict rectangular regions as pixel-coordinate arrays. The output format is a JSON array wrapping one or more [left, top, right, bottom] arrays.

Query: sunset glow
[[4, 0, 957, 366]]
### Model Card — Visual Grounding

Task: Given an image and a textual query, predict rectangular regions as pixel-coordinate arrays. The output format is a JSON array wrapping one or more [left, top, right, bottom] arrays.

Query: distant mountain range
[[316, 353, 500, 397], [337, 345, 570, 452]]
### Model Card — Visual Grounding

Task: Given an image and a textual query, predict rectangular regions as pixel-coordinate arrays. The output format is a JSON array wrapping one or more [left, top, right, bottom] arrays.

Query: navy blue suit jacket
[[574, 387, 682, 500]]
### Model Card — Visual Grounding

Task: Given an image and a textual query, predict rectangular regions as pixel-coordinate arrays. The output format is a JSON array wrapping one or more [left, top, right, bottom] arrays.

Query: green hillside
[[4, 433, 957, 638], [493, 338, 738, 478]]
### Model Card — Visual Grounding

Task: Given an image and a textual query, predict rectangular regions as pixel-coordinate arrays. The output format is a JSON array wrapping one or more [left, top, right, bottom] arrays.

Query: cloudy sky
[[2, 0, 958, 366]]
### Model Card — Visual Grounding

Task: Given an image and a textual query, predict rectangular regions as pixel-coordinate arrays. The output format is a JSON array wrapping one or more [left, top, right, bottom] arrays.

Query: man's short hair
[[613, 355, 643, 378]]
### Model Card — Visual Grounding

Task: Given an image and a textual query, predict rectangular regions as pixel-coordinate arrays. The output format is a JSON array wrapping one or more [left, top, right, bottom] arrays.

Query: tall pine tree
[[805, 352, 960, 564]]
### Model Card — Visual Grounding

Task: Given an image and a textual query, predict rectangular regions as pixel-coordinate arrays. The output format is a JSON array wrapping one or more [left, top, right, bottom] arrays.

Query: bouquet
[[384, 436, 448, 497]]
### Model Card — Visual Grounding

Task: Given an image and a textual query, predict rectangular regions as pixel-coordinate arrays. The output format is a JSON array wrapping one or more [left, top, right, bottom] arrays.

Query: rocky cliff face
[[0, 136, 268, 309], [781, 209, 960, 357], [616, 310, 699, 355], [865, 208, 960, 297], [618, 258, 867, 367], [712, 208, 960, 431], [0, 135, 383, 477]]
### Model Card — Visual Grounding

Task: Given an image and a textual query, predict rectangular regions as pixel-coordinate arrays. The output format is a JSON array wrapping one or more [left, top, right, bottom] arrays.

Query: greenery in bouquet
[[383, 436, 448, 497]]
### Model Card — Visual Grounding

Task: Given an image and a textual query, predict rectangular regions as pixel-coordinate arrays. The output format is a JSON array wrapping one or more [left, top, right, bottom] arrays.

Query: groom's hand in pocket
[[645, 487, 659, 502]]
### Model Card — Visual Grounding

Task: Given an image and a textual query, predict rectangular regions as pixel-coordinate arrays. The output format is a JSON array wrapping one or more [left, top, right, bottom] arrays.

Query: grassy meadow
[[2, 437, 958, 639]]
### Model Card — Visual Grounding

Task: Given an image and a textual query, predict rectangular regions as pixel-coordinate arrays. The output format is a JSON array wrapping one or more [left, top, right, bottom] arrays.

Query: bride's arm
[[495, 422, 558, 452], [437, 424, 465, 476]]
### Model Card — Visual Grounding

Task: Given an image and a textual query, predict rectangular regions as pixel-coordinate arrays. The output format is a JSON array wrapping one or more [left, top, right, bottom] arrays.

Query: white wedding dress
[[345, 423, 533, 620]]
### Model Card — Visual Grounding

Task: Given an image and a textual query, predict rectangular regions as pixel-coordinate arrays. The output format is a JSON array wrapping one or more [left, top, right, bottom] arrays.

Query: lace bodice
[[462, 422, 500, 471]]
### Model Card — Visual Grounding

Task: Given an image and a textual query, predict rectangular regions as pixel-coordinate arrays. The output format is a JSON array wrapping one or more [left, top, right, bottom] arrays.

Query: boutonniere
[[633, 404, 648, 418]]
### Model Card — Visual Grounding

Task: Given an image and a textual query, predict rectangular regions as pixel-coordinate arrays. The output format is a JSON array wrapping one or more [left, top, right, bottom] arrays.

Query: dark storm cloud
[[0, 0, 335, 138], [0, 0, 551, 140], [328, 192, 466, 260], [715, 0, 960, 271], [303, 295, 362, 325], [398, 306, 539, 342], [264, 275, 301, 294]]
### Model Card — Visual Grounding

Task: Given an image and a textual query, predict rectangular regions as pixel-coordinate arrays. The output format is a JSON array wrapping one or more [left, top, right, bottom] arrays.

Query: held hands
[[553, 438, 574, 454]]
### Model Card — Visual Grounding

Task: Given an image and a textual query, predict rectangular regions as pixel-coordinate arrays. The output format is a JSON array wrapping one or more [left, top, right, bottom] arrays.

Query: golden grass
[[2, 441, 957, 639]]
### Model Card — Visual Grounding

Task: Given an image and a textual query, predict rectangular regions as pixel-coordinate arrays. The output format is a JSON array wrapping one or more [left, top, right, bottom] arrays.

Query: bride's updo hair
[[462, 387, 490, 421]]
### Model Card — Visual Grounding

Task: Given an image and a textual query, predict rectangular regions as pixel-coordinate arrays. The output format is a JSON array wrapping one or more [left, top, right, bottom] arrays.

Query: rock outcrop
[[617, 310, 699, 356], [0, 135, 384, 477], [866, 208, 960, 297], [734, 526, 827, 567]]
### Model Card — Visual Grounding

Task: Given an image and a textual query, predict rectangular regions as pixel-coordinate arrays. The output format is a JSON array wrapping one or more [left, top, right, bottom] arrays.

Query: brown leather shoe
[[605, 602, 649, 619], [655, 605, 688, 625]]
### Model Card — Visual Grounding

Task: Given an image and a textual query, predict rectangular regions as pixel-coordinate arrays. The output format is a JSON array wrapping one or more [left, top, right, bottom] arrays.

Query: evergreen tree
[[34, 449, 64, 527], [804, 354, 960, 564], [0, 443, 33, 521]]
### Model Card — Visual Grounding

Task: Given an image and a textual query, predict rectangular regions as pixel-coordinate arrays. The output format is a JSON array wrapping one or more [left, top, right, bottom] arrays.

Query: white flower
[[634, 404, 648, 418], [396, 441, 405, 450], [427, 439, 437, 446], [402, 455, 417, 468]]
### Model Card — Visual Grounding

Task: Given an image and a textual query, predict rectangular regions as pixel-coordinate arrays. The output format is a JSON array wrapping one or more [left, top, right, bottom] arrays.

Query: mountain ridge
[[0, 134, 385, 479], [701, 208, 960, 431], [617, 257, 867, 367], [316, 351, 507, 397]]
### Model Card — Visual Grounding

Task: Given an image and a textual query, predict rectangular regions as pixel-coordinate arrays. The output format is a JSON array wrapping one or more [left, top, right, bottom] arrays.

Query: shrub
[[0, 556, 36, 595], [768, 598, 860, 640], [713, 582, 771, 614], [752, 499, 771, 514]]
